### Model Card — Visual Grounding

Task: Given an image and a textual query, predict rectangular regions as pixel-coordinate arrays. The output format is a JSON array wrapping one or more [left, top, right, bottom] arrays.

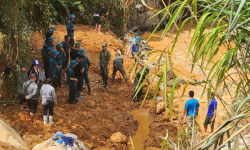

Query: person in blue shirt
[[127, 36, 144, 61], [67, 14, 76, 47], [204, 92, 217, 133], [74, 54, 85, 99], [45, 25, 55, 44], [66, 60, 78, 104], [42, 37, 55, 79], [56, 43, 66, 88], [48, 50, 59, 88], [78, 49, 91, 94], [181, 91, 200, 127]]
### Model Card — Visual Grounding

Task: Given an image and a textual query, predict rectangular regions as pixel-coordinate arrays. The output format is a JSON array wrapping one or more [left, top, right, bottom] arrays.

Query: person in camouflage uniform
[[131, 66, 150, 103], [98, 42, 111, 89]]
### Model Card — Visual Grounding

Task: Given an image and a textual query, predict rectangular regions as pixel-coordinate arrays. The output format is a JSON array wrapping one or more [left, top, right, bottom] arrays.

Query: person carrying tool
[[48, 50, 59, 88], [66, 60, 79, 104], [67, 14, 76, 47], [93, 5, 109, 34], [131, 66, 149, 102], [112, 52, 127, 82], [98, 42, 111, 89], [56, 43, 65, 88], [127, 36, 144, 62]]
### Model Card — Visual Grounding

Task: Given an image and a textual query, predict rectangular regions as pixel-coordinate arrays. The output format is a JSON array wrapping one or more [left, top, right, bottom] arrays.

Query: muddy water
[[128, 109, 151, 150]]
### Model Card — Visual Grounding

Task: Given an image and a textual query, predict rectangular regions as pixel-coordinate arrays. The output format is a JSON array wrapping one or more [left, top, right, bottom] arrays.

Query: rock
[[32, 133, 89, 150], [156, 96, 163, 102], [157, 56, 166, 64], [141, 40, 148, 45], [167, 79, 181, 87], [110, 132, 128, 143], [156, 102, 166, 114], [0, 118, 29, 150], [166, 69, 176, 79], [130, 26, 139, 32], [177, 79, 187, 84], [136, 30, 143, 35], [128, 30, 134, 34]]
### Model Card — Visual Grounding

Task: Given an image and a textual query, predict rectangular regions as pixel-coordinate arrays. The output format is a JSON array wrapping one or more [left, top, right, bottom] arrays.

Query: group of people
[[16, 7, 147, 124], [17, 61, 57, 124], [182, 91, 217, 133]]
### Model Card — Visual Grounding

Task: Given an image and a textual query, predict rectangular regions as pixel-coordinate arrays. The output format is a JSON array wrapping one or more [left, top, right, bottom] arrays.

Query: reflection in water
[[128, 109, 151, 150]]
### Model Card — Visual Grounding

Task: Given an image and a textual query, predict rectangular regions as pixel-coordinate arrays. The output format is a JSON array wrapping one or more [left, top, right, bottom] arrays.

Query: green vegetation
[[134, 0, 250, 149], [0, 0, 129, 99]]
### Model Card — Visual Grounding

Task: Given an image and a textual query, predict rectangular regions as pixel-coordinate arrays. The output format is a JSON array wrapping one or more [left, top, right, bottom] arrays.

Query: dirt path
[[0, 25, 145, 150]]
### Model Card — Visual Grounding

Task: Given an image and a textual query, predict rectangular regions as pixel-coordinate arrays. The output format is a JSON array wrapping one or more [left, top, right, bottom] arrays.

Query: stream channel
[[128, 109, 151, 150]]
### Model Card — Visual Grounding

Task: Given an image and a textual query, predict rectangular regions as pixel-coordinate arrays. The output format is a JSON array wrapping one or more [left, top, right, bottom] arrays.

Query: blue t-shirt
[[131, 41, 140, 54], [185, 98, 200, 116], [207, 98, 217, 118]]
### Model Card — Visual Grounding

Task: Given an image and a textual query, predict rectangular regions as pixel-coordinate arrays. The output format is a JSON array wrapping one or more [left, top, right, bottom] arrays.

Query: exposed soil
[[0, 25, 147, 150]]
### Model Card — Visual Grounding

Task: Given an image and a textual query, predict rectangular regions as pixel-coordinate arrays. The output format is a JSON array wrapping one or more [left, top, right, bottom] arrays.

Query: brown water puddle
[[128, 109, 151, 150]]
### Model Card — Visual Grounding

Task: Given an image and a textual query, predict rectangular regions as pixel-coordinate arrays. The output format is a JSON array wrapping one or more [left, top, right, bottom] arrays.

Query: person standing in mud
[[74, 53, 85, 99], [70, 42, 82, 60], [67, 14, 76, 47], [55, 43, 65, 88], [66, 60, 79, 104], [131, 66, 149, 103], [181, 91, 200, 127], [93, 5, 109, 34], [23, 73, 39, 123], [61, 35, 71, 77], [28, 60, 40, 85], [40, 77, 57, 125], [112, 52, 127, 82], [127, 36, 143, 61], [204, 92, 217, 133], [48, 50, 59, 88], [17, 63, 28, 111], [78, 49, 91, 94], [42, 37, 55, 79], [98, 42, 111, 89]]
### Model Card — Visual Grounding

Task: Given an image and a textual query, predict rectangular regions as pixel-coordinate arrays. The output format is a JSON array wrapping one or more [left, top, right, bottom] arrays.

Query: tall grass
[[132, 0, 250, 149]]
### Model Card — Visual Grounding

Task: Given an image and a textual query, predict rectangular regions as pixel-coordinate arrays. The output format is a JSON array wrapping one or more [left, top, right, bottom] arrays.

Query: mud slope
[[0, 25, 141, 150]]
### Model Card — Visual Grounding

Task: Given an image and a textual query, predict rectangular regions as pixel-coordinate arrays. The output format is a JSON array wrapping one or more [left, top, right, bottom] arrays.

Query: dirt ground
[[0, 24, 183, 150], [0, 25, 143, 150]]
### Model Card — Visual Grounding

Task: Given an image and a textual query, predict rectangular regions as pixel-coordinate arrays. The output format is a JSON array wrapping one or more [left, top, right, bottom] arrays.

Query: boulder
[[141, 40, 148, 45], [110, 132, 128, 143], [130, 26, 139, 32], [156, 102, 166, 114], [136, 30, 144, 35], [32, 133, 89, 150], [0, 118, 29, 150], [156, 56, 166, 64], [166, 69, 176, 79]]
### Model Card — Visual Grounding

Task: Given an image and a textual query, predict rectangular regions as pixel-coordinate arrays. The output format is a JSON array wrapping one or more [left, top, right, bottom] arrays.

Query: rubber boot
[[43, 116, 48, 125], [105, 81, 109, 89], [49, 116, 54, 125], [87, 83, 91, 94], [76, 91, 83, 98]]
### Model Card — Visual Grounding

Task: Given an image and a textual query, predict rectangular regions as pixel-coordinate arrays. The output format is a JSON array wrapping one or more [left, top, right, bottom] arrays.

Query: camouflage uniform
[[99, 49, 111, 86]]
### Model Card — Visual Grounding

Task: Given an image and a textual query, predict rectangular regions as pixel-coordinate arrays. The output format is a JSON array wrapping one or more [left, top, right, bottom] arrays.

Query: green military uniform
[[99, 47, 111, 87], [132, 66, 149, 102]]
